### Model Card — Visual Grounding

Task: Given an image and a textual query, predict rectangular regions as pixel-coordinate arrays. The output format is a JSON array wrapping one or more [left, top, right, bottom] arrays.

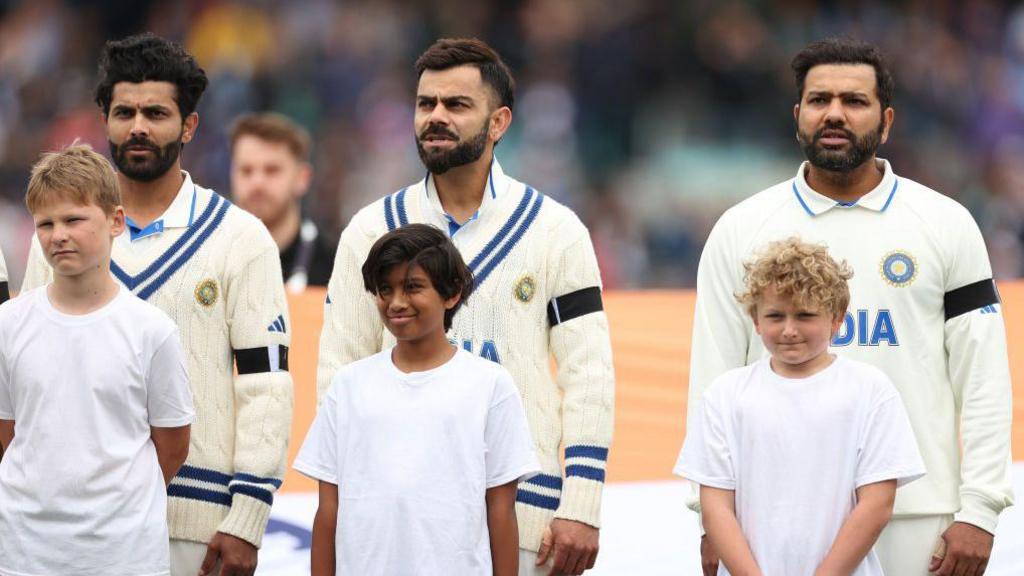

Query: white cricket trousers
[[170, 539, 221, 576], [874, 514, 954, 576]]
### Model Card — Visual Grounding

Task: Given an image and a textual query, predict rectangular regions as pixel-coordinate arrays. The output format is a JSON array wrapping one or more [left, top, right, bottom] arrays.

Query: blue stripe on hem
[[524, 473, 563, 490], [168, 484, 232, 507], [565, 445, 609, 461], [234, 473, 284, 489], [516, 488, 560, 511], [566, 465, 606, 483], [229, 483, 274, 506], [176, 464, 232, 485]]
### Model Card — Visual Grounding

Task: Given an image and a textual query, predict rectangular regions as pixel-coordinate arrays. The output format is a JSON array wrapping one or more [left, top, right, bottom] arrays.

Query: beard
[[415, 121, 488, 175], [798, 119, 884, 173], [109, 130, 183, 182]]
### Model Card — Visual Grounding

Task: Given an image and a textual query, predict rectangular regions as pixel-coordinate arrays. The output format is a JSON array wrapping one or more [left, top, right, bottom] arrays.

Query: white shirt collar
[[792, 159, 899, 216], [424, 156, 510, 220]]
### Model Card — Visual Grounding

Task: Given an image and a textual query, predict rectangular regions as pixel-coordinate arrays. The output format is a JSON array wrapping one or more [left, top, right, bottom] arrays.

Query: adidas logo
[[267, 314, 287, 334], [980, 305, 998, 315]]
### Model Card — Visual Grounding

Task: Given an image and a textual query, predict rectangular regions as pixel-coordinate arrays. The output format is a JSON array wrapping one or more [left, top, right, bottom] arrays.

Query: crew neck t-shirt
[[295, 347, 540, 575], [0, 286, 194, 576], [675, 356, 926, 576]]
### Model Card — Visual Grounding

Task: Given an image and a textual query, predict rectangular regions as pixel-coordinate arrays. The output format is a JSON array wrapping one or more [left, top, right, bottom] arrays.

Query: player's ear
[[181, 113, 199, 144], [489, 106, 512, 143], [109, 205, 126, 238], [444, 291, 461, 310], [880, 107, 894, 145]]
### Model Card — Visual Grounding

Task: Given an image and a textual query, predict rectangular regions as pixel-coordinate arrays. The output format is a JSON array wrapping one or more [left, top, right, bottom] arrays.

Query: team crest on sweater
[[514, 275, 536, 303], [880, 251, 917, 287], [195, 279, 219, 307]]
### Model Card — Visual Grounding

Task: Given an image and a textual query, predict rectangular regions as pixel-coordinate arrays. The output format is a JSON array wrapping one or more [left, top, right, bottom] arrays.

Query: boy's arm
[[311, 480, 338, 576], [814, 480, 896, 576], [486, 480, 519, 576], [700, 485, 761, 576], [151, 425, 191, 486]]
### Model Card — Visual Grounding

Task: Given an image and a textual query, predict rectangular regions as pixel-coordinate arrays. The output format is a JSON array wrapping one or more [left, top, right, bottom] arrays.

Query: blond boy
[[675, 237, 925, 576], [0, 144, 194, 576]]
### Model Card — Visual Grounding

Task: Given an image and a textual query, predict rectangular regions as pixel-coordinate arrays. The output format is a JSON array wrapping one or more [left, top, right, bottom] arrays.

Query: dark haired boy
[[296, 223, 539, 575], [317, 37, 614, 575], [21, 33, 293, 576]]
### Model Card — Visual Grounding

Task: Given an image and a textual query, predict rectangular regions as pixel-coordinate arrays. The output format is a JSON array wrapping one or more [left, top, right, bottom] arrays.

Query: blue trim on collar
[[474, 190, 543, 287], [489, 162, 496, 199], [880, 179, 899, 212], [125, 217, 165, 241], [836, 200, 857, 207], [187, 185, 198, 226], [467, 187, 535, 272], [792, 182, 815, 216], [112, 193, 222, 290]]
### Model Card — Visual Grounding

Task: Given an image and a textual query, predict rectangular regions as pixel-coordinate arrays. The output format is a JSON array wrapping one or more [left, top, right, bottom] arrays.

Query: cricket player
[[21, 33, 293, 576], [684, 37, 1013, 576], [317, 38, 615, 576]]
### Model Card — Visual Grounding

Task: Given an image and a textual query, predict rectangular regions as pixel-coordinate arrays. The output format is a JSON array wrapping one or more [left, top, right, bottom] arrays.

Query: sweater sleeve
[[218, 221, 294, 548], [684, 215, 751, 519], [0, 247, 8, 303], [546, 214, 615, 528], [316, 213, 384, 402], [942, 210, 1014, 534]]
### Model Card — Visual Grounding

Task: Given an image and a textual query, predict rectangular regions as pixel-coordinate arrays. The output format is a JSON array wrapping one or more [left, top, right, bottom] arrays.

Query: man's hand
[[199, 532, 258, 576], [701, 535, 720, 576], [928, 522, 993, 576], [535, 519, 599, 575]]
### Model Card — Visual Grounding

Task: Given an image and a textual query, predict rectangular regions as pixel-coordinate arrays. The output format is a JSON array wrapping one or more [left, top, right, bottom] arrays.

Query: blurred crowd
[[1, 0, 1023, 288]]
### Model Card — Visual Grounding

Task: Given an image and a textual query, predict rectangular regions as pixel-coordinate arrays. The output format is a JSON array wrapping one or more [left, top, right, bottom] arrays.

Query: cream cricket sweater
[[317, 159, 616, 551], [22, 175, 293, 547]]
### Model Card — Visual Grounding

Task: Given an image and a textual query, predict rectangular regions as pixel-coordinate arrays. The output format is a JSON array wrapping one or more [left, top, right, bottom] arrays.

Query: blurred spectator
[[229, 112, 337, 291], [2, 0, 1024, 288]]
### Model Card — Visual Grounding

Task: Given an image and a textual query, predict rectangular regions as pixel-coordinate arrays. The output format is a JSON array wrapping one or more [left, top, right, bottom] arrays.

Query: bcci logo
[[514, 275, 536, 303], [195, 279, 219, 307], [880, 251, 917, 287]]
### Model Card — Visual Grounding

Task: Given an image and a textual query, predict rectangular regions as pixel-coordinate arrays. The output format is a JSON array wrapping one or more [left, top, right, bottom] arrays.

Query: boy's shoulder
[[115, 288, 179, 335], [0, 286, 41, 330], [831, 355, 900, 398]]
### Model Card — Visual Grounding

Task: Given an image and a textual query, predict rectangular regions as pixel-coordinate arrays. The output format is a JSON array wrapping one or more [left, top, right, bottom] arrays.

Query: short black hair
[[362, 224, 474, 332], [95, 32, 209, 117], [791, 37, 894, 110], [415, 37, 515, 111]]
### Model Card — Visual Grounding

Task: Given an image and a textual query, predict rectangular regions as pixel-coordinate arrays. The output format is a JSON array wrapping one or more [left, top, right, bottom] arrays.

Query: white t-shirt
[[0, 286, 195, 576], [295, 347, 540, 575], [675, 356, 925, 576]]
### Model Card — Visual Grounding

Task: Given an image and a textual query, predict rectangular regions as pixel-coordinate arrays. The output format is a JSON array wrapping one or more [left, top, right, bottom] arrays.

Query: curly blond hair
[[736, 237, 854, 320]]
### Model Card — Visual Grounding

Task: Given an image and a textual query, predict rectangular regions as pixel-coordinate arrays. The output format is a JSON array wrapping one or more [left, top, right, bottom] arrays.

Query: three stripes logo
[[980, 305, 999, 315], [267, 314, 287, 334]]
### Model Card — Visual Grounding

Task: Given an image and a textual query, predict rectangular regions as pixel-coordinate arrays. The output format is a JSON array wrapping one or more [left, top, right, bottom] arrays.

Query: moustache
[[813, 124, 855, 142], [419, 125, 459, 142], [120, 137, 160, 152]]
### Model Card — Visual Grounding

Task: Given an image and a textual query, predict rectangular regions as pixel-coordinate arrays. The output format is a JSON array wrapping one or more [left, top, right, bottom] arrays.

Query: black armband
[[944, 279, 999, 321], [547, 286, 603, 326], [234, 345, 289, 374]]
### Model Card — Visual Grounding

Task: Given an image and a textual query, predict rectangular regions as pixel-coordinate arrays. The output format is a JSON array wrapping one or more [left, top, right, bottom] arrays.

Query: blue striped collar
[[123, 172, 199, 241], [792, 159, 898, 216], [423, 157, 508, 227]]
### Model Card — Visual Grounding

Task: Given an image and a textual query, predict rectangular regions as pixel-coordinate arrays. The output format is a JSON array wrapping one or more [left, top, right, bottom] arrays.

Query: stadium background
[[0, 0, 1022, 573]]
